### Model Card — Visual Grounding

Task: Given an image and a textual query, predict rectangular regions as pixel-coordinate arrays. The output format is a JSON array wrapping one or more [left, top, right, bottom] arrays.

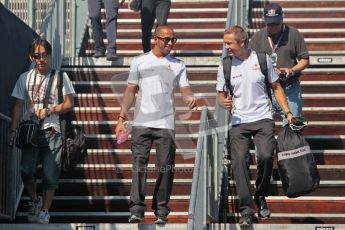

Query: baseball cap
[[264, 3, 283, 24]]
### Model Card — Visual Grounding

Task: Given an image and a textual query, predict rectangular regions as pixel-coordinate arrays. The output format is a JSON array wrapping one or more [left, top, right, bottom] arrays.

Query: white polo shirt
[[128, 51, 190, 130], [216, 50, 279, 125]]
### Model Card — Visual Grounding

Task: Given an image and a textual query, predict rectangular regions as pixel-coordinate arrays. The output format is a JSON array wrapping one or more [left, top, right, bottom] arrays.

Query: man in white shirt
[[10, 38, 75, 224], [115, 26, 196, 225], [216, 26, 293, 226]]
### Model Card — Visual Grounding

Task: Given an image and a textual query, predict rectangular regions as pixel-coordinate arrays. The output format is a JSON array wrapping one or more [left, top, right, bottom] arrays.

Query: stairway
[[11, 0, 345, 227]]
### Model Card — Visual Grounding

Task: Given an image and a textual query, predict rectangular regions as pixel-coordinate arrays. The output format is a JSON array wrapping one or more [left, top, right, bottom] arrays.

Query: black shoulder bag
[[15, 70, 56, 149], [57, 71, 87, 172]]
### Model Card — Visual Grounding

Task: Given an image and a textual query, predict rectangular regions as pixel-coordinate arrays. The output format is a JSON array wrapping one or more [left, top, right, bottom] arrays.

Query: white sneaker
[[27, 196, 42, 223], [37, 210, 50, 224]]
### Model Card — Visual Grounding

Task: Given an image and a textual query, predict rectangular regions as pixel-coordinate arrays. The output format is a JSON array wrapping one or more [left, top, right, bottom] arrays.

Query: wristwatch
[[285, 111, 293, 118], [46, 108, 51, 117]]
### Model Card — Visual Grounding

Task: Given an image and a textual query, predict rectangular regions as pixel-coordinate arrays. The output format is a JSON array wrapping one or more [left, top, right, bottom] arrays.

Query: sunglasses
[[156, 36, 178, 44], [31, 53, 49, 60], [267, 23, 281, 26]]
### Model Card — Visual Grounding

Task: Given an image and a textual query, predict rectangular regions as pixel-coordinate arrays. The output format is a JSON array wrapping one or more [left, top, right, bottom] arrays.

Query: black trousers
[[229, 119, 275, 216], [140, 0, 171, 52], [129, 126, 176, 218]]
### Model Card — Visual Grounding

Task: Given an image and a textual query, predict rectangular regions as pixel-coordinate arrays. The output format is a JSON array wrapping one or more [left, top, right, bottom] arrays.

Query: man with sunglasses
[[115, 26, 196, 225], [249, 3, 309, 125], [9, 39, 75, 224]]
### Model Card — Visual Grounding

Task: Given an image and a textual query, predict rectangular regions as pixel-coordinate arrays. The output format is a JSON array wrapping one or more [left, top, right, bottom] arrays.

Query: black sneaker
[[106, 52, 118, 61], [255, 195, 271, 219], [93, 51, 105, 58], [239, 214, 254, 226], [154, 216, 167, 226], [128, 214, 143, 223]]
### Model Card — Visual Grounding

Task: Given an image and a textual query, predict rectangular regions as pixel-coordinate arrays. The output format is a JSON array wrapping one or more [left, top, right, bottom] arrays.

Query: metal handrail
[[187, 106, 220, 230], [0, 113, 24, 220]]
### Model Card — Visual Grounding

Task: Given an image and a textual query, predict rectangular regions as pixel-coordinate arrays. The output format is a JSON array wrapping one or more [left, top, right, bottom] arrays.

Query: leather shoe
[[255, 195, 271, 219], [106, 52, 118, 61], [128, 214, 143, 223], [154, 216, 168, 225], [93, 50, 105, 58], [239, 214, 254, 226]]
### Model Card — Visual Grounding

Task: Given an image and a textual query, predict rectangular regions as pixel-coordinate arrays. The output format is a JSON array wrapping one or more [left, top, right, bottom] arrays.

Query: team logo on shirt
[[232, 74, 242, 79], [252, 64, 260, 70]]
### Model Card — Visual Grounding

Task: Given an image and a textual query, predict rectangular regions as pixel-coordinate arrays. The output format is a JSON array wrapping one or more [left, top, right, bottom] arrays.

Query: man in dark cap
[[249, 3, 309, 126]]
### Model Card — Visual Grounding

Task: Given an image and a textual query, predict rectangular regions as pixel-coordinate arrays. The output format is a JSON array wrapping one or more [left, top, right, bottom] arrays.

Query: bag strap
[[57, 71, 69, 161], [43, 69, 56, 109], [57, 70, 63, 104], [222, 56, 233, 96], [57, 70, 69, 125], [256, 52, 272, 102]]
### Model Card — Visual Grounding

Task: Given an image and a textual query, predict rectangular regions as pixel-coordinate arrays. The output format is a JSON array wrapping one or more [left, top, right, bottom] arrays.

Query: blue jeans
[[271, 82, 302, 126], [21, 129, 62, 189]]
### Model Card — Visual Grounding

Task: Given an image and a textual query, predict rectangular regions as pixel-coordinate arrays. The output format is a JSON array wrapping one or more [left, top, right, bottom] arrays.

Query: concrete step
[[73, 94, 345, 107], [85, 135, 345, 150], [72, 80, 345, 94], [10, 213, 189, 224], [75, 148, 345, 165], [75, 121, 345, 136], [32, 165, 345, 181], [252, 0, 345, 8], [1, 223, 344, 230], [17, 196, 191, 213]]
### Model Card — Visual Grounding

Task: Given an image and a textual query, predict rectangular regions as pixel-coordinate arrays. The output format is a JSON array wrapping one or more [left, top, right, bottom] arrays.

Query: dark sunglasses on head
[[156, 36, 178, 44], [31, 53, 49, 59]]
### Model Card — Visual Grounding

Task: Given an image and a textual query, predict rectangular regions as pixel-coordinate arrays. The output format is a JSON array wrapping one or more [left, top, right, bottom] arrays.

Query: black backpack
[[57, 71, 87, 172], [222, 52, 272, 101]]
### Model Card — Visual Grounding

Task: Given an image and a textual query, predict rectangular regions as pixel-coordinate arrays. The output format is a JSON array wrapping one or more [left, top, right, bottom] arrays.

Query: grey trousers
[[229, 119, 275, 216], [129, 126, 176, 218], [141, 0, 171, 52], [88, 0, 119, 53]]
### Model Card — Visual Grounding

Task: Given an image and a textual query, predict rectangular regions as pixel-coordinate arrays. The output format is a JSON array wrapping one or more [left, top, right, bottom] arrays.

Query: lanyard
[[32, 72, 48, 103], [267, 25, 285, 53]]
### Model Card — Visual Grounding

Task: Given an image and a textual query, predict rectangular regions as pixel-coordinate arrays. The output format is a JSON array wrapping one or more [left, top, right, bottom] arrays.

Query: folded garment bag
[[276, 124, 320, 198]]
